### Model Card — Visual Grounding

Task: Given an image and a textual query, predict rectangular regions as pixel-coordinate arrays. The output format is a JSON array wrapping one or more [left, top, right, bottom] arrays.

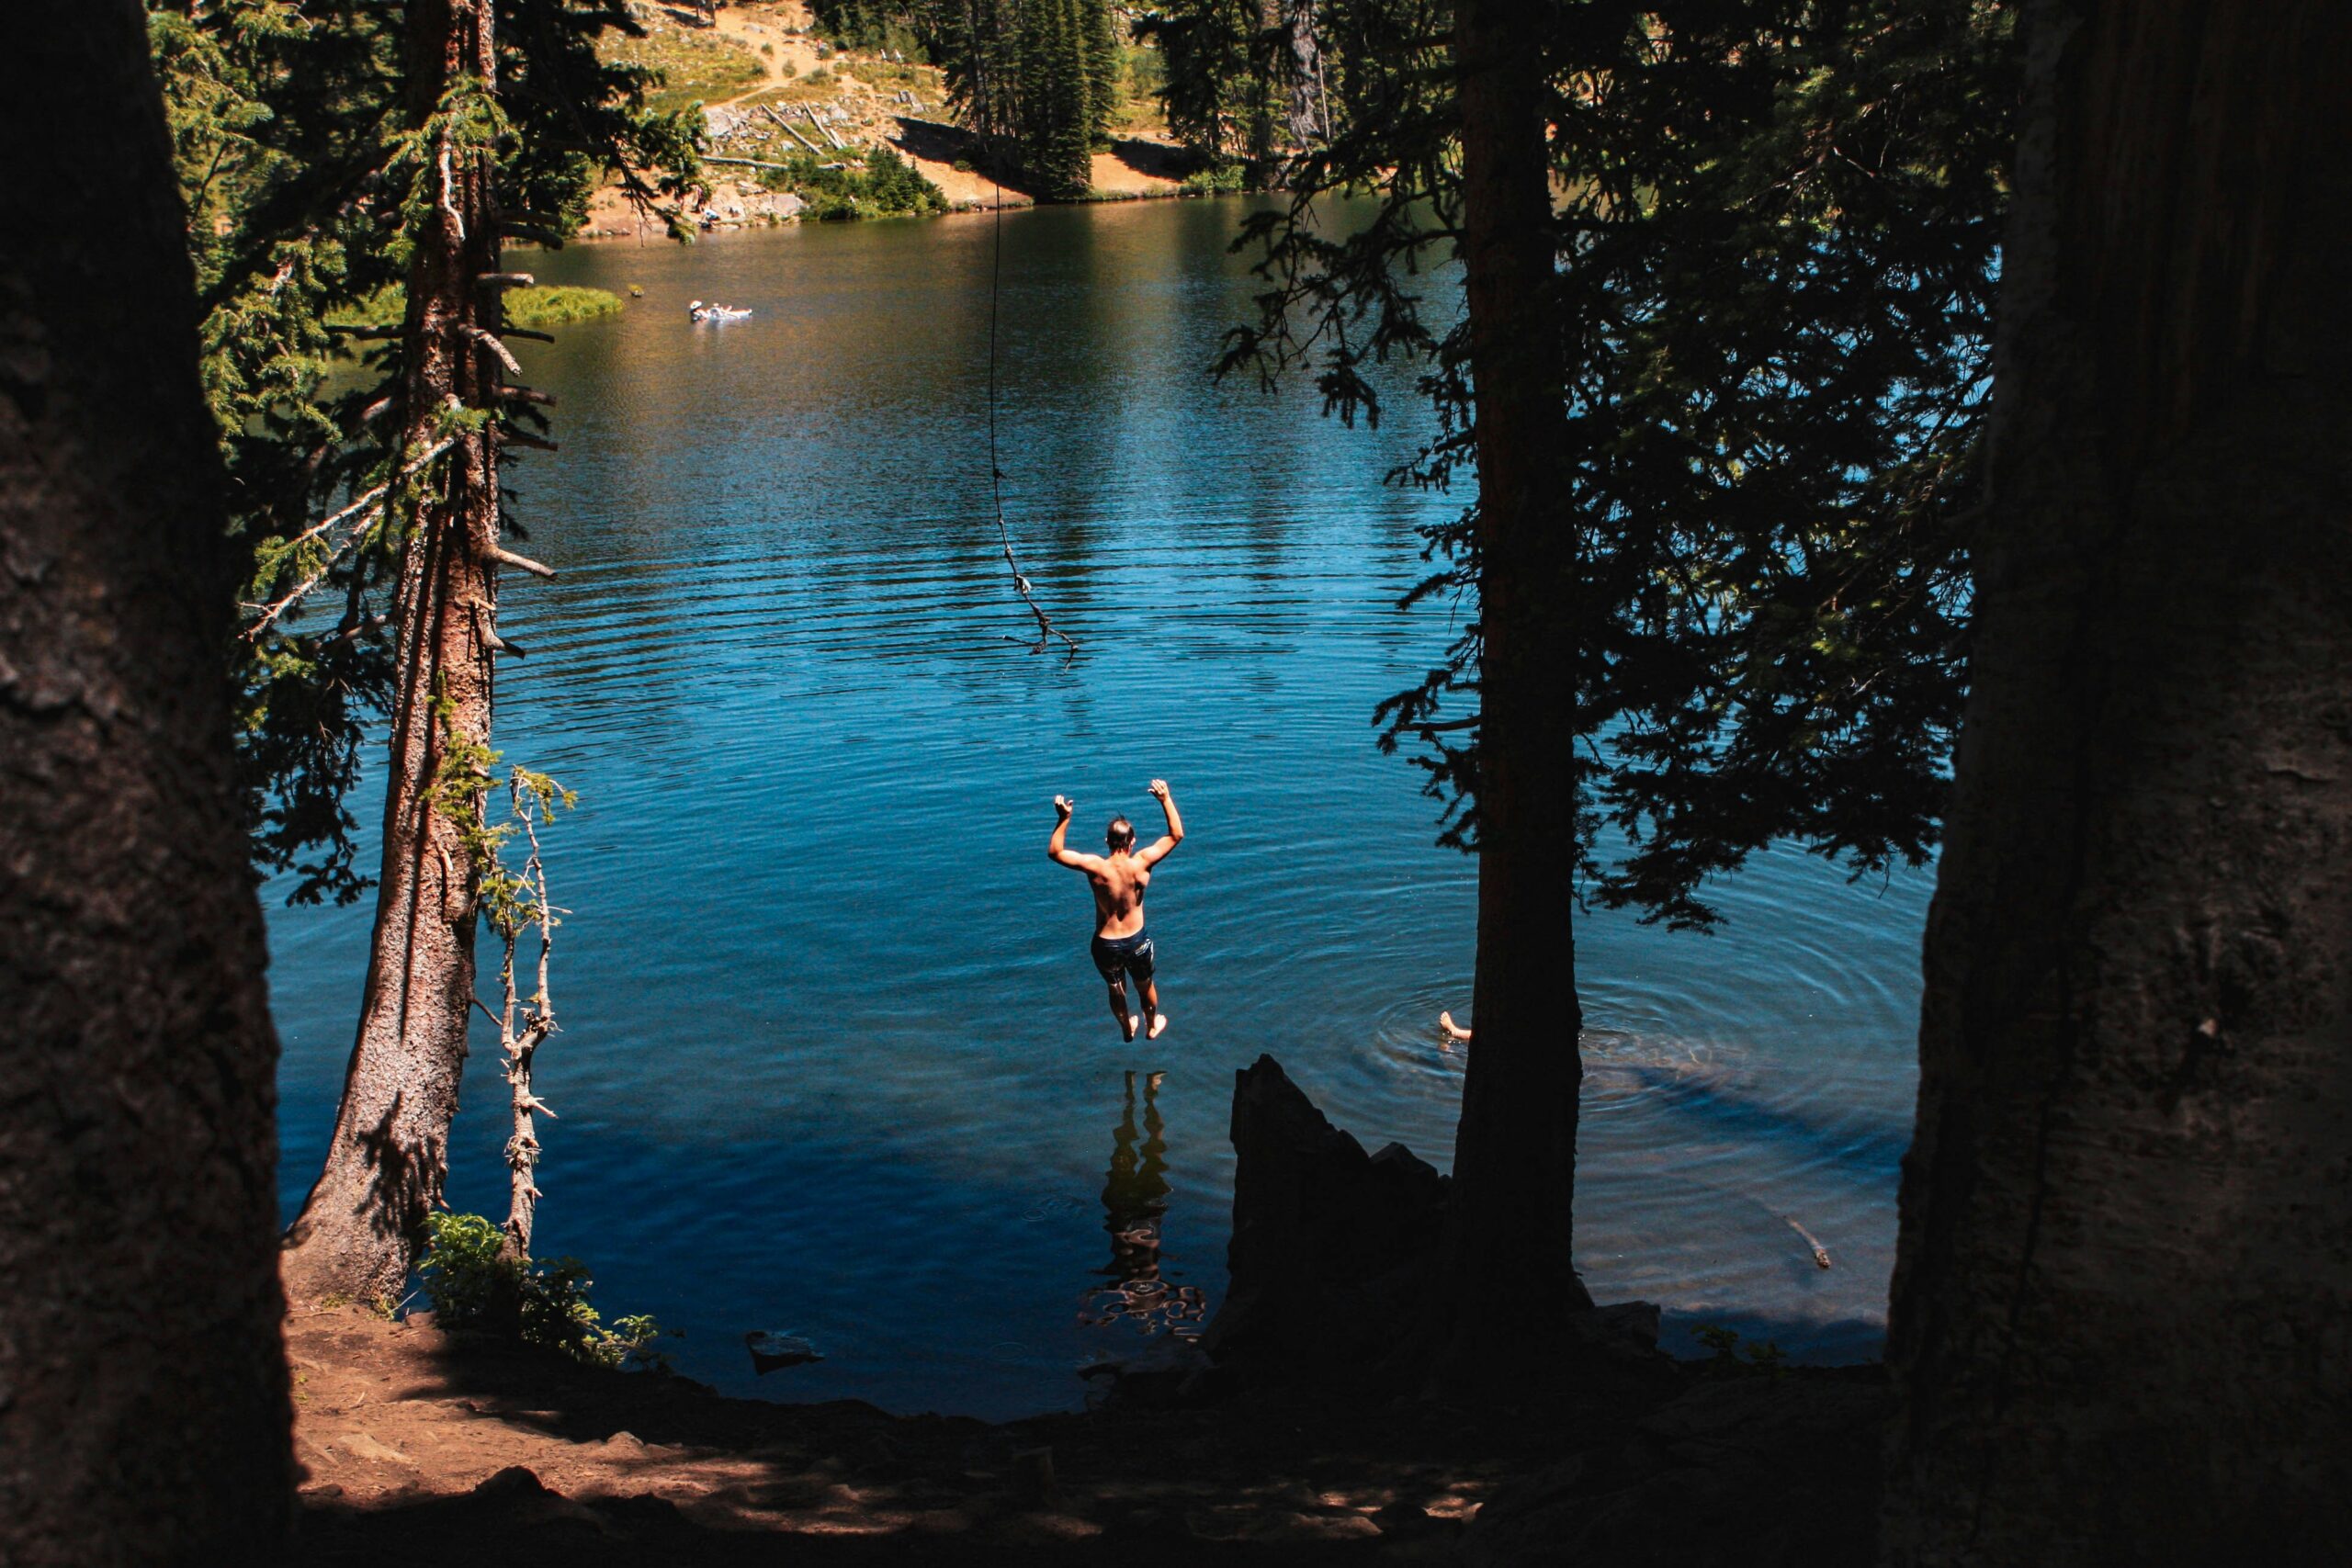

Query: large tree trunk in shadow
[[0, 4, 291, 1559], [1438, 0, 1596, 1382], [1883, 3, 2352, 1561], [283, 0, 505, 1305]]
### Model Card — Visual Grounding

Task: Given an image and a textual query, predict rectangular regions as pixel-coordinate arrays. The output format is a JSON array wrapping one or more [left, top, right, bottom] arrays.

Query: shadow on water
[[1589, 1056, 1912, 1173]]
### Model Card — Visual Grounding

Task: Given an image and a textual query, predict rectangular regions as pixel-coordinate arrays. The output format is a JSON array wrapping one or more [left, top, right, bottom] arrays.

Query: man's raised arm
[[1047, 795, 1094, 869], [1139, 779, 1184, 865]]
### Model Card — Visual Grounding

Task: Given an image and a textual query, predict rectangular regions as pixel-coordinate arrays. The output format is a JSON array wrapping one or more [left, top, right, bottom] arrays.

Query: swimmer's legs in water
[[1140, 976, 1168, 1039], [1106, 979, 1140, 1042], [1439, 1010, 1473, 1044]]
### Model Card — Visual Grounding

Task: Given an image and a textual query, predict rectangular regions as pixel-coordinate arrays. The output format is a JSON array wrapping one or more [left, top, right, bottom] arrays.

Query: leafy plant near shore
[[420, 1213, 671, 1371], [758, 145, 946, 219], [329, 284, 626, 333], [1177, 162, 1243, 196]]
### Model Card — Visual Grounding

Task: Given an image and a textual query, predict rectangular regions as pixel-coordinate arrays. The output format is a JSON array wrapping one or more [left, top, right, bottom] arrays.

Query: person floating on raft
[[1048, 780, 1183, 1042]]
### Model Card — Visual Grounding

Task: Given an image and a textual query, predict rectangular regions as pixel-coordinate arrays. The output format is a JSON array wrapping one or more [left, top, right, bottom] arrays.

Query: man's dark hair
[[1106, 817, 1136, 851]]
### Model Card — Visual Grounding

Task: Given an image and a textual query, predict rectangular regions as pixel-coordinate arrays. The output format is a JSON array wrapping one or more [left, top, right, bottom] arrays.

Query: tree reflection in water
[[1081, 1070, 1207, 1337]]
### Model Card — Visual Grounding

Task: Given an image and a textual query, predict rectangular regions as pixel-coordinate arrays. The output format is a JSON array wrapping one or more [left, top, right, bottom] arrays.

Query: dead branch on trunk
[[490, 545, 556, 579], [491, 767, 570, 1261], [241, 438, 456, 639]]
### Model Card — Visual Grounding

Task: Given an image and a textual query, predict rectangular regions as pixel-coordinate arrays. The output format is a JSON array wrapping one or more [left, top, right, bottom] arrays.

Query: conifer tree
[[1081, 0, 1124, 146], [149, 0, 698, 1303], [1018, 0, 1094, 197], [1224, 0, 2008, 1380]]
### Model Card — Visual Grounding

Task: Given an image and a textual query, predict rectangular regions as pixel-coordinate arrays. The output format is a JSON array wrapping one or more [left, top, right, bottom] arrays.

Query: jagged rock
[[1199, 1055, 1450, 1374]]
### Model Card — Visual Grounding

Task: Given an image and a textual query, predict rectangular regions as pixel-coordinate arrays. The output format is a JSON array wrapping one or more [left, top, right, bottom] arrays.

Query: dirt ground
[[289, 1306, 1539, 1565], [288, 1304, 1888, 1566]]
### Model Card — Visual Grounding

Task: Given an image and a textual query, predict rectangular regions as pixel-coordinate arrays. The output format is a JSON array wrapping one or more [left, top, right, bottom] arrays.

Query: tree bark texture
[[1281, 0, 1328, 151], [1441, 0, 1596, 1370], [0, 4, 291, 1561], [1883, 3, 2352, 1562], [282, 0, 507, 1304]]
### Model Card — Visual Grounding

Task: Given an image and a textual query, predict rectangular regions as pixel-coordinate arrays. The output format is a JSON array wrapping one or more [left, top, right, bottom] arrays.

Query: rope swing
[[985, 169, 1078, 661]]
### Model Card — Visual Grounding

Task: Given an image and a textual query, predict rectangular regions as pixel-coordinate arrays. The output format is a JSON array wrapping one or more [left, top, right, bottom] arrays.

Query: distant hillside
[[581, 0, 1185, 235]]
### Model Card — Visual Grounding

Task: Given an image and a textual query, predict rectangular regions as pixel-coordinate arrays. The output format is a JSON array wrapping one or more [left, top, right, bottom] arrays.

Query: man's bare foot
[[1439, 1010, 1473, 1044], [1122, 1014, 1141, 1042], [1148, 1012, 1170, 1039]]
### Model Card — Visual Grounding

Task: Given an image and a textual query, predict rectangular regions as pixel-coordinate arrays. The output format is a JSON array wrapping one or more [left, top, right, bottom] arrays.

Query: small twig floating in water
[[1783, 1213, 1833, 1269]]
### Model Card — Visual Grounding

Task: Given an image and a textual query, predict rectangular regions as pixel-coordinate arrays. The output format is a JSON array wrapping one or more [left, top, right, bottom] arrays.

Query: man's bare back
[[1048, 780, 1184, 1042]]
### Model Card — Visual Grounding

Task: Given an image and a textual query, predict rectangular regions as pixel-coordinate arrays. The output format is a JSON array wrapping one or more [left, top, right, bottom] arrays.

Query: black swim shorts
[[1091, 929, 1156, 984]]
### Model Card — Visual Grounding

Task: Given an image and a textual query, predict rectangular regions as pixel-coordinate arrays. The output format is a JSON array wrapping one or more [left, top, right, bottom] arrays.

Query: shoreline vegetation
[[574, 0, 1221, 240]]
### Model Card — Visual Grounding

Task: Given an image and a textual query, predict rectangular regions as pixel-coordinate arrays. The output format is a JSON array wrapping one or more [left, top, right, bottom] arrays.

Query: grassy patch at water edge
[[505, 286, 628, 327], [330, 285, 626, 333]]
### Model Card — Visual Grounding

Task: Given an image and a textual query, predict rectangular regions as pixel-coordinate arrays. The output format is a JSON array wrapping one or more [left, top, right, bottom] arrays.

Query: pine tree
[[150, 0, 700, 1303], [1017, 0, 1093, 197], [1080, 0, 1124, 146]]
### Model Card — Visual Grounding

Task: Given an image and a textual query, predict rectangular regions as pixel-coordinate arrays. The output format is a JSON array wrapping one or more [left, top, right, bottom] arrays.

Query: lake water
[[266, 197, 1932, 1419]]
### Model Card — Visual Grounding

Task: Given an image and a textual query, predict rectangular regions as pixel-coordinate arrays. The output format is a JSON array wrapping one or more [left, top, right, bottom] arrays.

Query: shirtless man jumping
[[1048, 780, 1183, 1042]]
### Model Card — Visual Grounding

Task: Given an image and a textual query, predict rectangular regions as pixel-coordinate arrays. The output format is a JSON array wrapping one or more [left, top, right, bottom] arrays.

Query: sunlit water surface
[[267, 197, 1929, 1418]]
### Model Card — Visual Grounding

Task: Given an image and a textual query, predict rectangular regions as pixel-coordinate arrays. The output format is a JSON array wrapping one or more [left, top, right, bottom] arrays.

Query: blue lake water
[[266, 196, 1931, 1419]]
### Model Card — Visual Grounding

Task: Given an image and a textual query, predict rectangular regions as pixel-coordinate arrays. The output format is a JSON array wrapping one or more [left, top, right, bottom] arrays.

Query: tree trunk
[[1281, 0, 1327, 150], [0, 4, 290, 1560], [1883, 2, 2352, 1561], [282, 0, 506, 1305], [1438, 0, 1595, 1378]]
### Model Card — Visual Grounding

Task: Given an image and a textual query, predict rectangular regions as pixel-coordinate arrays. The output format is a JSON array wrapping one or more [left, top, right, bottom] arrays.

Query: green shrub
[[758, 145, 946, 220], [419, 1213, 671, 1371], [1180, 162, 1246, 197]]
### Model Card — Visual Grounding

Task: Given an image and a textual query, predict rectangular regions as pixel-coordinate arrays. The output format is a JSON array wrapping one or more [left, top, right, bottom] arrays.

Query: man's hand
[[1138, 780, 1183, 865], [1054, 794, 1075, 820]]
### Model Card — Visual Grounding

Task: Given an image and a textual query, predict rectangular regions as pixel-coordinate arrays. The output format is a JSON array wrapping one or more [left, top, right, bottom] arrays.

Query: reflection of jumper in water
[[1080, 1070, 1206, 1336]]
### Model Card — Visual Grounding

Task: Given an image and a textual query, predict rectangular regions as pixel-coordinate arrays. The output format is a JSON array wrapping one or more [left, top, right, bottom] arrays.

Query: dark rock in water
[[1078, 1332, 1216, 1407], [1460, 1371, 1891, 1567], [1199, 1055, 1452, 1378], [744, 1330, 823, 1373], [1203, 1054, 1674, 1400]]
